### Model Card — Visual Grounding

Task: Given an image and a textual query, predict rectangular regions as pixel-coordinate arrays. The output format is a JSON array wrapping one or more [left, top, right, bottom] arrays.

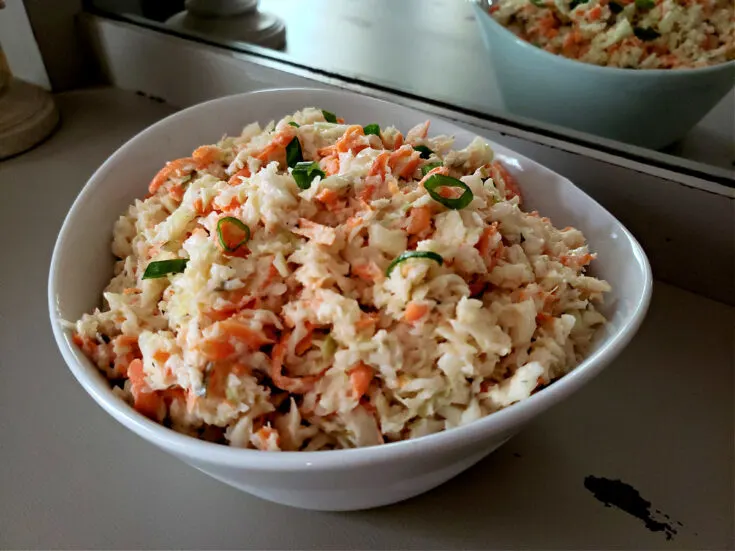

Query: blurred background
[[1, 0, 732, 180]]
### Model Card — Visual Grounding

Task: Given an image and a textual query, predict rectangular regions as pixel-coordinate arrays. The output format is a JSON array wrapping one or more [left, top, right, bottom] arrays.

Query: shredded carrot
[[153, 350, 170, 364], [132, 392, 164, 421], [72, 332, 98, 356], [200, 340, 236, 361], [388, 146, 422, 180], [560, 252, 594, 269], [270, 334, 319, 393], [253, 426, 280, 449], [215, 196, 242, 214], [536, 311, 552, 324], [295, 324, 314, 356], [348, 361, 374, 400], [219, 320, 272, 350], [352, 261, 382, 282], [227, 166, 251, 186], [193, 197, 212, 215], [257, 263, 279, 292], [370, 146, 423, 181], [587, 5, 602, 20], [392, 132, 404, 150], [148, 157, 194, 194], [406, 206, 432, 235], [168, 184, 185, 202], [404, 301, 429, 323], [355, 312, 379, 330], [255, 128, 296, 164], [292, 218, 337, 246], [476, 222, 499, 259], [335, 125, 367, 155], [369, 151, 391, 179], [315, 187, 339, 206], [319, 155, 340, 176], [127, 358, 164, 420], [192, 145, 219, 168]]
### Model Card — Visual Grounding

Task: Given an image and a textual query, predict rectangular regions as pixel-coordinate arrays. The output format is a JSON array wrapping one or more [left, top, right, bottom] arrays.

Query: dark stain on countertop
[[135, 90, 167, 104], [584, 475, 680, 540]]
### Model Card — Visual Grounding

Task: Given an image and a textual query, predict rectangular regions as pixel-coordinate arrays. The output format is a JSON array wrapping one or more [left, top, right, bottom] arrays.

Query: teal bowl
[[472, 3, 735, 149]]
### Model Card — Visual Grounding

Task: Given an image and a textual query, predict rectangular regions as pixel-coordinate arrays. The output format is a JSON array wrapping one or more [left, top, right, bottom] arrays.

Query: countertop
[[0, 88, 732, 549]]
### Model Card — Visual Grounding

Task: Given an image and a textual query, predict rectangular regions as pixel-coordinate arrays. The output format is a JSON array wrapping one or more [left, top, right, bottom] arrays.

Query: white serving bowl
[[48, 88, 652, 511]]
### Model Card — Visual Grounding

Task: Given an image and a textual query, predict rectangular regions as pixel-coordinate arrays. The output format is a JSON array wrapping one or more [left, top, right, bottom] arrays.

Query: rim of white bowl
[[48, 87, 653, 472], [472, 3, 735, 77]]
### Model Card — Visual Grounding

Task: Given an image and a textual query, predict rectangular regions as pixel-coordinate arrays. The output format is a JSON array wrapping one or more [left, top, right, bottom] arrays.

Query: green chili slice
[[217, 216, 250, 252], [363, 124, 380, 136], [322, 110, 338, 123], [292, 161, 325, 190], [413, 145, 433, 159], [285, 137, 303, 168], [386, 251, 444, 276], [423, 174, 474, 210], [288, 121, 300, 128], [421, 161, 443, 176], [142, 259, 188, 279]]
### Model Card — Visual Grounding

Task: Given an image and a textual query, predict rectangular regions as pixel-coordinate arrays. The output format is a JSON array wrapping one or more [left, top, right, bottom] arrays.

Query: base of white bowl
[[186, 438, 511, 511]]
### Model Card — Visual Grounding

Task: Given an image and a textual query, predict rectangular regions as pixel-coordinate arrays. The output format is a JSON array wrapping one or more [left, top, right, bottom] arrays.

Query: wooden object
[[0, 27, 59, 159]]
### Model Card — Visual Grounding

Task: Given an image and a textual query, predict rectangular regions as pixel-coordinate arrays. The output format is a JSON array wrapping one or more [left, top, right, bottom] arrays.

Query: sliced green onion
[[322, 334, 337, 359], [423, 174, 474, 210], [530, 0, 545, 6], [421, 161, 443, 176], [609, 1, 623, 12], [288, 121, 300, 128], [225, 386, 238, 402], [413, 145, 433, 159], [634, 0, 654, 8], [633, 26, 660, 41], [285, 137, 303, 168], [217, 216, 250, 252], [363, 124, 380, 136], [142, 258, 188, 279], [197, 362, 214, 397], [322, 110, 338, 123], [386, 251, 444, 276], [292, 161, 325, 190]]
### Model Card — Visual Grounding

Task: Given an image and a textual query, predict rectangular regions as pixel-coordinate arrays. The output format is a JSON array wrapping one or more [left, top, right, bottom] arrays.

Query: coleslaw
[[71, 108, 611, 451], [489, 0, 734, 68]]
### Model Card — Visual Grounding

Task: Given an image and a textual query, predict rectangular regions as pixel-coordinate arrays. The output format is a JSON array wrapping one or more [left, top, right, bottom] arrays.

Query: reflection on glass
[[165, 0, 285, 49], [85, 0, 735, 175]]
